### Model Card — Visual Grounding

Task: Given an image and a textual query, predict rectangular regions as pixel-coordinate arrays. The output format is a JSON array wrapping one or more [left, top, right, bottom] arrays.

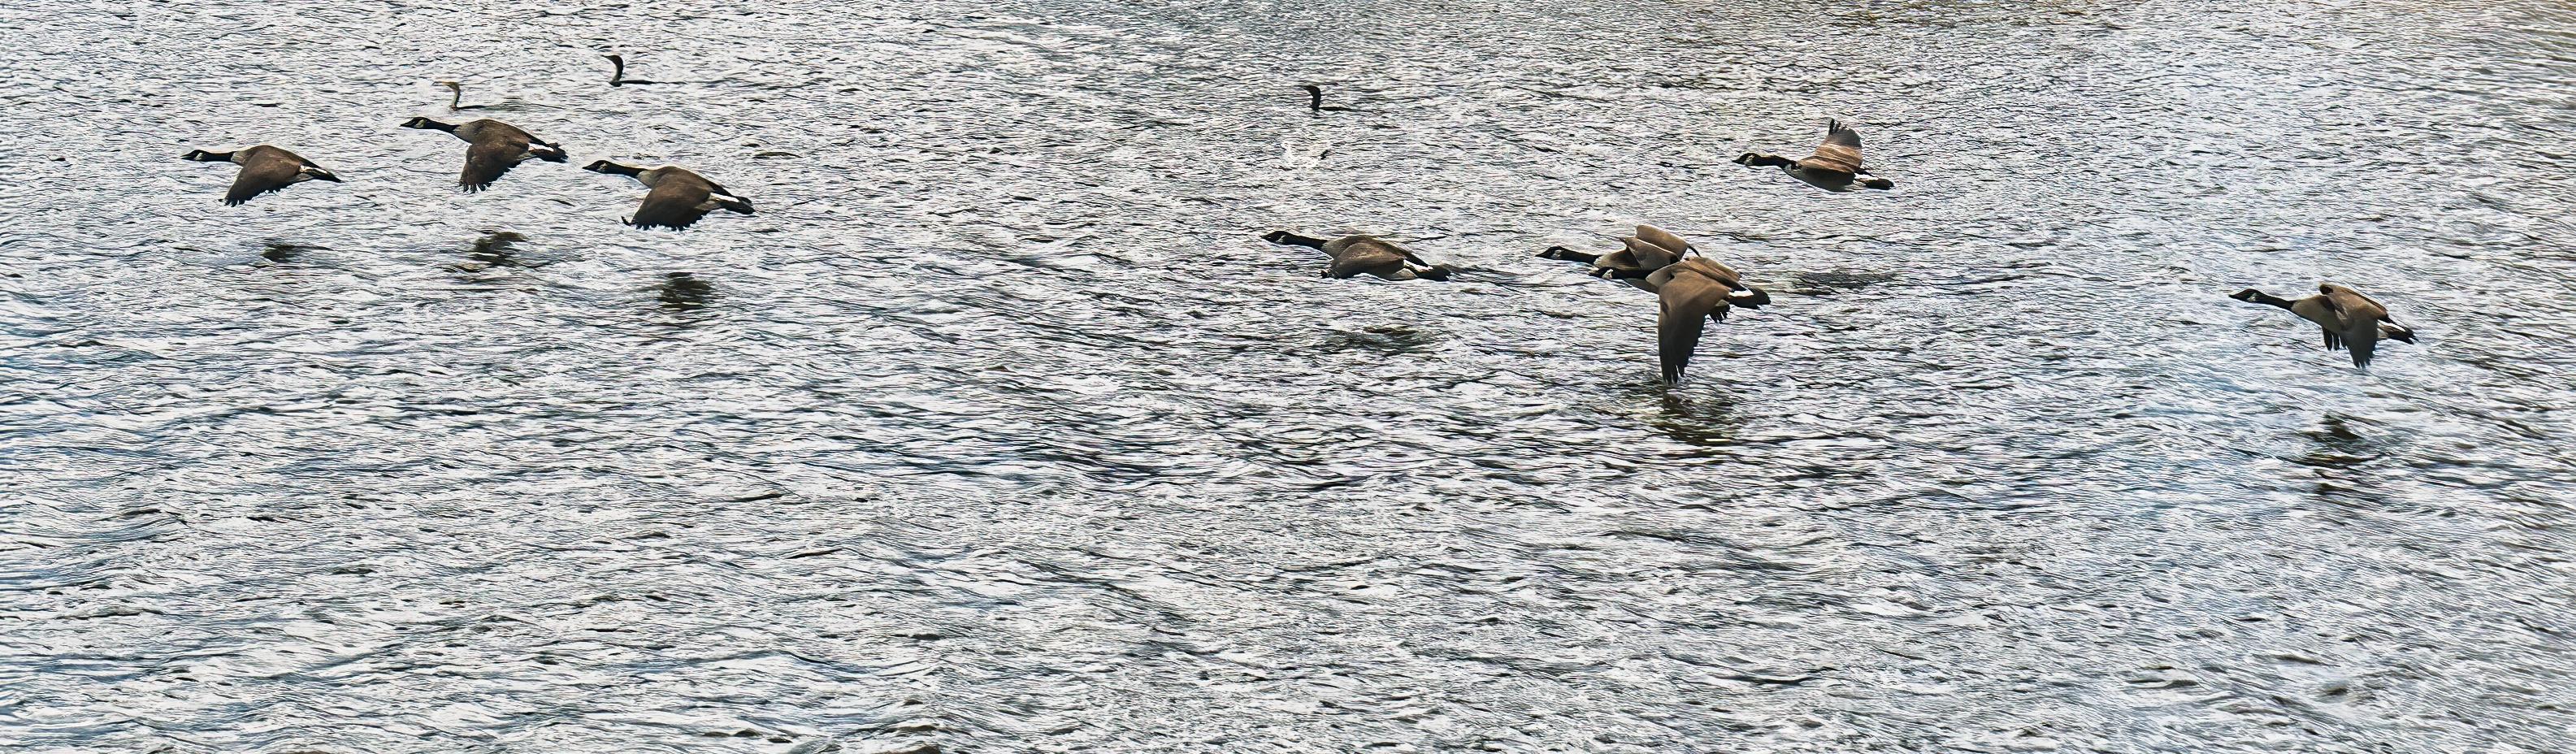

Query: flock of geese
[[180, 67, 2418, 384], [184, 54, 752, 230]]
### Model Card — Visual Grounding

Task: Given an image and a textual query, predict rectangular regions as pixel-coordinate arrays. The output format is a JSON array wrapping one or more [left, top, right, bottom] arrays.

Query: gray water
[[5, 0, 2575, 752]]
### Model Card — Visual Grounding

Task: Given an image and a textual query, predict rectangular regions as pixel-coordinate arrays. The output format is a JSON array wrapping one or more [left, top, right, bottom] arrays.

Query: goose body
[[1300, 84, 1355, 113], [181, 145, 341, 206], [1263, 231, 1455, 281], [583, 160, 753, 229], [1654, 258, 1769, 384], [1736, 119, 1894, 192], [2231, 284, 2417, 367], [436, 81, 484, 110], [402, 117, 568, 192], [1538, 223, 1694, 292], [606, 54, 657, 86]]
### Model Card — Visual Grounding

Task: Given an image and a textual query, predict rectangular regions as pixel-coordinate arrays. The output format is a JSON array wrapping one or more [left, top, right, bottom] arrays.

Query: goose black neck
[[1265, 232, 1326, 249], [2247, 291, 2295, 309], [1302, 85, 1321, 112]]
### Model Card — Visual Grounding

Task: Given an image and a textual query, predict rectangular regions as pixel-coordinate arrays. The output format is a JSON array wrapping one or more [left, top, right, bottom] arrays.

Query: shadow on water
[[1319, 323, 1442, 355], [259, 240, 326, 263], [2296, 414, 2416, 514], [657, 271, 713, 310], [2294, 414, 2383, 470], [1789, 270, 1899, 294], [1646, 388, 1743, 448], [448, 231, 534, 273]]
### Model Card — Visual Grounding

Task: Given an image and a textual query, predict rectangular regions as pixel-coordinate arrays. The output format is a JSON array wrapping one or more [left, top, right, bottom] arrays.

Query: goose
[[606, 54, 657, 86], [401, 117, 568, 192], [1654, 258, 1769, 384], [1300, 84, 1356, 114], [180, 145, 341, 206], [1735, 119, 1894, 192], [1538, 224, 1696, 292], [436, 80, 485, 110], [1262, 231, 1456, 280], [583, 160, 754, 229], [2230, 284, 2418, 367]]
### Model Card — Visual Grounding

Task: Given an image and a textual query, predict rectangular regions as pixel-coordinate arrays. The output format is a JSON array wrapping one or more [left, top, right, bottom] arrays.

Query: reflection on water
[[258, 240, 323, 262], [5, 0, 2576, 752], [658, 271, 713, 308], [1649, 391, 1742, 448]]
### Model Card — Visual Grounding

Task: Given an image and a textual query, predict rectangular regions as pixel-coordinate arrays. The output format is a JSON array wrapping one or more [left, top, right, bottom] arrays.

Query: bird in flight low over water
[[1653, 258, 1769, 384], [181, 145, 341, 206], [401, 117, 569, 193], [1541, 223, 1698, 292], [583, 160, 754, 229], [1736, 119, 1895, 192], [2231, 284, 2417, 368], [1263, 231, 1457, 281]]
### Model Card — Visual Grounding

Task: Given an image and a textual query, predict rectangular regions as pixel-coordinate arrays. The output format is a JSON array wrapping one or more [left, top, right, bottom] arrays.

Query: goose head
[[1734, 153, 1800, 171], [583, 159, 644, 176], [401, 116, 458, 132], [181, 150, 232, 162], [1415, 264, 1459, 282]]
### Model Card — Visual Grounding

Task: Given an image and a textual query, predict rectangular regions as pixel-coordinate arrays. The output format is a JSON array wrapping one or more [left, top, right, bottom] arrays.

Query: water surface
[[4, 0, 2574, 752]]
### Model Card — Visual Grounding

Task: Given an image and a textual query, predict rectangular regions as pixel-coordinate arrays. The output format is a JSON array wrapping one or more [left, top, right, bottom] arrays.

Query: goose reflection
[[658, 271, 713, 309], [259, 240, 323, 262], [2297, 414, 2403, 514], [1648, 390, 1743, 448]]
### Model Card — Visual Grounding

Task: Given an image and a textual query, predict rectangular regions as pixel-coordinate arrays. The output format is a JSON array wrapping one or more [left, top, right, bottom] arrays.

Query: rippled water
[[7, 0, 2576, 752]]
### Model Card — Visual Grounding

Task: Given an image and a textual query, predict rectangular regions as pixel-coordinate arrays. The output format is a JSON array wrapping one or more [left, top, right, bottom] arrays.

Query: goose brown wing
[[1328, 238, 1410, 278], [460, 136, 529, 192], [1656, 270, 1734, 384], [2318, 284, 2388, 323], [1619, 236, 1680, 269], [1633, 224, 1693, 256], [2319, 284, 2388, 366], [224, 150, 302, 206], [1806, 119, 1866, 172], [631, 180, 719, 229], [1673, 257, 1743, 289]]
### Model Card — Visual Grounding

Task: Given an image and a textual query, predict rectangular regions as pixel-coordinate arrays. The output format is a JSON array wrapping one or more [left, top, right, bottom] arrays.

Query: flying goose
[[606, 54, 657, 86], [1735, 119, 1894, 192], [1539, 224, 1697, 292], [583, 160, 754, 229], [401, 117, 568, 192], [1262, 231, 1456, 280], [2230, 284, 2417, 367], [1654, 258, 1768, 384], [180, 145, 341, 206]]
